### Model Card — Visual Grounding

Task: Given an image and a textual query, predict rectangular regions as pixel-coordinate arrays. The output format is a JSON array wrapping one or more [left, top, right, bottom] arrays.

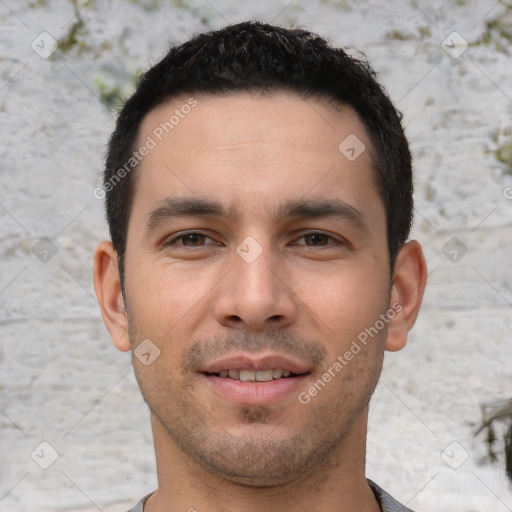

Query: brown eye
[[303, 233, 331, 246], [165, 232, 214, 247], [180, 233, 206, 246]]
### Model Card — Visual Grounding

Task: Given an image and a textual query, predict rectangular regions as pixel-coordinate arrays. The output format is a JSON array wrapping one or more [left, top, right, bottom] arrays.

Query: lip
[[202, 373, 310, 405], [201, 353, 312, 374], [199, 353, 312, 405]]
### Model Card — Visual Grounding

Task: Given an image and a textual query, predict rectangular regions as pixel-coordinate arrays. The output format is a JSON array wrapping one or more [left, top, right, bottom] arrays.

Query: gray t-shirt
[[126, 479, 414, 511]]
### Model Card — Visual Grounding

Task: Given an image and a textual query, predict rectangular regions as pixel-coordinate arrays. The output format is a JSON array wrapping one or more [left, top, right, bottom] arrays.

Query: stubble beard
[[129, 328, 384, 487]]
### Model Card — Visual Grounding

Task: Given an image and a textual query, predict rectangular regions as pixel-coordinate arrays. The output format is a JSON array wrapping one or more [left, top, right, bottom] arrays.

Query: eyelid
[[162, 230, 346, 248], [290, 230, 345, 246], [164, 230, 219, 246]]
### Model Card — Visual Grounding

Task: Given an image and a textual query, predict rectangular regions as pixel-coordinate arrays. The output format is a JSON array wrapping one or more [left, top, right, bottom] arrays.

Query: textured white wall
[[1, 1, 511, 510]]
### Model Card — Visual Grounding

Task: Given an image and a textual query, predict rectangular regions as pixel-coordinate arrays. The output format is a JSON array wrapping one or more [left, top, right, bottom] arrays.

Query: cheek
[[292, 262, 390, 339], [127, 259, 218, 336]]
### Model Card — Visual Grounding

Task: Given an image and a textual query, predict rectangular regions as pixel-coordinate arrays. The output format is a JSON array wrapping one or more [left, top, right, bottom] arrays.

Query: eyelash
[[164, 231, 343, 248], [166, 232, 217, 247]]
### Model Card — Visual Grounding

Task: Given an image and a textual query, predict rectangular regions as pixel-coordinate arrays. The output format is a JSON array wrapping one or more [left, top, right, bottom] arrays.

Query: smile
[[205, 368, 300, 381], [201, 371, 310, 405]]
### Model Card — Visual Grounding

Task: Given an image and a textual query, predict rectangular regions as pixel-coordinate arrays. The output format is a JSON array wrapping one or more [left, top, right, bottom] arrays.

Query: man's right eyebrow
[[146, 197, 226, 229]]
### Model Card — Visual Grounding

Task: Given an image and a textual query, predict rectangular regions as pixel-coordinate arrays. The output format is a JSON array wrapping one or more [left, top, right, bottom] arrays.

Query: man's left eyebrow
[[272, 199, 371, 232]]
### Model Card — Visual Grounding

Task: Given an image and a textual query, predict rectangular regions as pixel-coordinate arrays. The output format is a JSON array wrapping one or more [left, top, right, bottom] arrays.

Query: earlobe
[[93, 241, 131, 352], [385, 240, 427, 352]]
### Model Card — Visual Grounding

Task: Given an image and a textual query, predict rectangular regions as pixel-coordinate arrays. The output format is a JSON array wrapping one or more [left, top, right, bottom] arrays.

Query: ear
[[93, 241, 131, 352], [385, 240, 427, 352]]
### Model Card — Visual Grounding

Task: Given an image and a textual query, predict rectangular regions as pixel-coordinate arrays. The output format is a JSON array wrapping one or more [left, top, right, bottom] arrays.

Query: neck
[[144, 408, 380, 512]]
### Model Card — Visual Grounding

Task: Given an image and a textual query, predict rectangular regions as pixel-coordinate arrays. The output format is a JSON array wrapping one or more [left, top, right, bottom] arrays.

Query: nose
[[213, 242, 297, 331]]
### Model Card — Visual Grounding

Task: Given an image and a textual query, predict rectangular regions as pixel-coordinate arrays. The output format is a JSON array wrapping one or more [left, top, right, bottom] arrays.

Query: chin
[[203, 459, 307, 488]]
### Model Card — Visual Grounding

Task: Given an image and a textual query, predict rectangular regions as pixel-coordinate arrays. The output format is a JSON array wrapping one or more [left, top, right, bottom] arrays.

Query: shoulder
[[367, 479, 415, 512], [125, 491, 154, 512]]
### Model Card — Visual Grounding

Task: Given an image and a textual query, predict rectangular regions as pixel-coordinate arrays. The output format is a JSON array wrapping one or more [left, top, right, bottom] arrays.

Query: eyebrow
[[147, 197, 226, 228], [146, 196, 370, 232], [273, 198, 371, 232]]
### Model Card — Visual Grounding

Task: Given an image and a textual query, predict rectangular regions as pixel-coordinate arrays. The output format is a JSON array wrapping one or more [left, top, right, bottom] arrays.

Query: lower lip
[[202, 374, 309, 405]]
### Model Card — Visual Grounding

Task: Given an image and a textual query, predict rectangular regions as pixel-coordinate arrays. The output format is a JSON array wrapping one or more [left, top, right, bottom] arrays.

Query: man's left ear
[[385, 240, 427, 352]]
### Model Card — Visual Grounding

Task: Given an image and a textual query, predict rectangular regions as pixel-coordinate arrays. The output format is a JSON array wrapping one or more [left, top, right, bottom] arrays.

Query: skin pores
[[120, 91, 393, 486]]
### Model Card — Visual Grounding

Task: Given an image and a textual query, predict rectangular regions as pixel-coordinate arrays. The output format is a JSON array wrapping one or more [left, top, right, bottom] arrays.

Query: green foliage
[[93, 67, 140, 111], [478, 399, 512, 483], [385, 30, 412, 41], [417, 25, 432, 39], [384, 26, 431, 42], [58, 17, 88, 54], [136, 0, 159, 10], [496, 142, 512, 175], [56, 0, 94, 55], [471, 2, 512, 53]]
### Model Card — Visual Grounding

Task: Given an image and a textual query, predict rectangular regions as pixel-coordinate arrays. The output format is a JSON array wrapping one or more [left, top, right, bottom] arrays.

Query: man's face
[[123, 91, 391, 485]]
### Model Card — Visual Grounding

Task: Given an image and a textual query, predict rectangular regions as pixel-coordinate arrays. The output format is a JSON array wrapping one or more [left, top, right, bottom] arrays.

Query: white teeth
[[255, 369, 274, 382], [239, 370, 256, 381], [216, 368, 296, 381]]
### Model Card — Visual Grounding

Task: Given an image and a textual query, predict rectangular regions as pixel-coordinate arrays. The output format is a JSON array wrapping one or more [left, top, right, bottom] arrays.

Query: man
[[93, 21, 427, 512]]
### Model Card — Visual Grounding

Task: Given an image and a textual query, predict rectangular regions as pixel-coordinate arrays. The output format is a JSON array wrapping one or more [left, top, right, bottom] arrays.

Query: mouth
[[199, 354, 312, 405], [203, 368, 308, 382]]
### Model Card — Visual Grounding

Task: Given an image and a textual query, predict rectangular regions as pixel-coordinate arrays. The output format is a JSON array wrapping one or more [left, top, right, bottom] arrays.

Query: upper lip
[[201, 353, 312, 374]]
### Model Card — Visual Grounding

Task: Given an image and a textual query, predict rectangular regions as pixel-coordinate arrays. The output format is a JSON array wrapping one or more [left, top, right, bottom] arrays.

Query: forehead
[[131, 91, 382, 225], [138, 91, 372, 161]]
